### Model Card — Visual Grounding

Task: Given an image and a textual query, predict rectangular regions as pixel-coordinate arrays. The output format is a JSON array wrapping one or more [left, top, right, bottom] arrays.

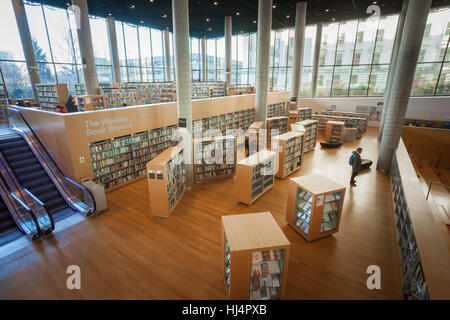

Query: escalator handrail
[[24, 188, 55, 231], [0, 170, 41, 239], [0, 149, 53, 234], [7, 107, 96, 215]]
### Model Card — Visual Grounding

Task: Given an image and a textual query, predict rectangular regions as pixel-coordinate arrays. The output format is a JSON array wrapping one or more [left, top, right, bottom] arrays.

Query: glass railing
[[7, 108, 96, 216], [0, 150, 53, 235]]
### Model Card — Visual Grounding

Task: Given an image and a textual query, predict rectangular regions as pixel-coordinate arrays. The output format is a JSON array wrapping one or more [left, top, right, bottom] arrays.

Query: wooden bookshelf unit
[[266, 116, 289, 149], [222, 212, 291, 300], [271, 131, 304, 179], [236, 150, 276, 205], [293, 120, 318, 153], [297, 107, 312, 121], [76, 95, 106, 111], [146, 146, 186, 218], [322, 110, 369, 132], [267, 102, 287, 118], [193, 135, 236, 183], [286, 173, 346, 241], [101, 86, 139, 108], [325, 121, 345, 143], [246, 121, 265, 156], [35, 83, 69, 112]]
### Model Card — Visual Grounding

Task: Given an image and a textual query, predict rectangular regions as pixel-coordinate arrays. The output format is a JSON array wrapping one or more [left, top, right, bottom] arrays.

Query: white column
[[11, 0, 41, 101], [255, 0, 273, 123], [377, 0, 432, 172], [164, 28, 172, 82], [106, 16, 121, 83], [225, 16, 232, 86], [172, 0, 194, 187], [311, 22, 322, 98], [289, 2, 307, 110], [72, 0, 98, 95], [201, 37, 207, 82]]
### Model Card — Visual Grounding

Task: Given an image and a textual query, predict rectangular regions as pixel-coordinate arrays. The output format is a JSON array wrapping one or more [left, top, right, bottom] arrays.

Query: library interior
[[0, 0, 449, 301]]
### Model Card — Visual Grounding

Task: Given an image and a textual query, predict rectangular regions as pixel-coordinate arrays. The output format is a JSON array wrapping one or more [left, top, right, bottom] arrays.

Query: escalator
[[0, 195, 17, 244]]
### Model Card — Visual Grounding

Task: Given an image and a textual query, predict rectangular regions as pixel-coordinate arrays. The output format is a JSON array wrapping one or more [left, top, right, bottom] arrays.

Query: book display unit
[[312, 114, 364, 138], [192, 108, 256, 138], [101, 87, 139, 108], [193, 136, 236, 183], [246, 121, 265, 156], [271, 131, 304, 179], [35, 83, 69, 112], [229, 84, 254, 95], [191, 82, 226, 99], [88, 125, 178, 190], [297, 108, 312, 121], [322, 110, 369, 132], [288, 111, 298, 128], [236, 150, 276, 205], [146, 146, 186, 218], [286, 173, 346, 241], [325, 121, 345, 143], [267, 102, 286, 118], [390, 157, 429, 299], [266, 117, 288, 149], [222, 212, 291, 300], [75, 95, 106, 111]]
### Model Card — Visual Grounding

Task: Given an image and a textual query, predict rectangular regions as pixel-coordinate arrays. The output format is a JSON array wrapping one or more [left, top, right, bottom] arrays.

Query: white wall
[[298, 96, 450, 125]]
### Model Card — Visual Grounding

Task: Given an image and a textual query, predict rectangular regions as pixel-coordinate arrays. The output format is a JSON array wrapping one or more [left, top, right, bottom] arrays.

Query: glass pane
[[115, 21, 126, 66], [354, 17, 378, 65], [120, 66, 127, 82], [55, 63, 79, 92], [320, 192, 343, 233], [90, 17, 111, 65], [231, 36, 237, 78], [43, 6, 75, 64], [335, 20, 357, 66], [249, 33, 257, 69], [274, 67, 287, 90], [191, 37, 200, 71], [139, 27, 152, 69], [141, 67, 153, 82], [0, 0, 25, 60], [124, 23, 139, 70], [418, 8, 450, 63], [154, 67, 164, 81], [217, 38, 225, 69], [270, 31, 275, 67], [207, 38, 215, 69], [303, 25, 316, 67], [300, 67, 313, 97], [274, 29, 289, 68], [349, 65, 371, 96], [238, 68, 248, 85], [248, 68, 256, 86], [332, 66, 351, 96], [316, 66, 333, 96], [25, 3, 52, 62], [288, 28, 295, 68], [293, 187, 313, 235], [127, 66, 140, 82], [368, 64, 389, 96], [436, 62, 450, 95], [152, 29, 164, 69], [238, 34, 249, 69], [411, 63, 440, 95], [96, 65, 113, 84], [38, 62, 56, 83], [320, 23, 339, 66], [373, 15, 398, 64], [0, 61, 32, 99], [286, 67, 292, 91]]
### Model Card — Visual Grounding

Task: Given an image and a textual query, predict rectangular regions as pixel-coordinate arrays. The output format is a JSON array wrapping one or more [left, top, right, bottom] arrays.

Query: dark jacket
[[352, 151, 362, 173], [65, 97, 78, 113]]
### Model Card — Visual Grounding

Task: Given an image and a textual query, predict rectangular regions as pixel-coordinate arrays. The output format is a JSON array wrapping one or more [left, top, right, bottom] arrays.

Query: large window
[[90, 16, 113, 83]]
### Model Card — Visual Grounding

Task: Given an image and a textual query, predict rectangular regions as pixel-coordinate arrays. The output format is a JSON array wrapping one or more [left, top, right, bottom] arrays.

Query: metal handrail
[[408, 143, 442, 168], [7, 107, 96, 216]]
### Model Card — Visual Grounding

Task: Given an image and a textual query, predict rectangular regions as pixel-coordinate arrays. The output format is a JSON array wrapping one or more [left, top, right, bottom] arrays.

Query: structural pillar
[[72, 0, 98, 95], [11, 0, 41, 101], [164, 28, 172, 82], [289, 2, 307, 110], [225, 16, 232, 86], [255, 0, 273, 123], [201, 37, 207, 82], [377, 0, 432, 172], [378, 0, 409, 141], [311, 22, 322, 98], [106, 15, 121, 83], [172, 0, 194, 187]]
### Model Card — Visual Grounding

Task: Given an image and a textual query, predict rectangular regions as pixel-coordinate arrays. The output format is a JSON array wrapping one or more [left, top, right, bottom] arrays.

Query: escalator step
[[8, 158, 38, 168], [45, 198, 68, 211], [0, 139, 26, 149], [0, 219, 15, 232], [5, 152, 36, 163], [27, 184, 54, 196], [14, 164, 43, 176], [33, 189, 60, 203], [16, 170, 47, 181], [23, 177, 52, 189], [2, 146, 30, 156]]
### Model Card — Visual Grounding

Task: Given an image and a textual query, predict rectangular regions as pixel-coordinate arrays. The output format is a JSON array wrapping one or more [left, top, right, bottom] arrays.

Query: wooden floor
[[0, 128, 403, 299]]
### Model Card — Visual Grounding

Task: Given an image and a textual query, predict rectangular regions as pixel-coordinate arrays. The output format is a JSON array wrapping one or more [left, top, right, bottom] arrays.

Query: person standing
[[350, 147, 362, 186], [65, 95, 78, 113]]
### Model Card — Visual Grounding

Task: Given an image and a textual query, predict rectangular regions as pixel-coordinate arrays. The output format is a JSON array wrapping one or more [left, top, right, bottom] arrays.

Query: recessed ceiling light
[[272, 5, 276, 8], [140, 20, 144, 24], [236, 12, 240, 16], [325, 9, 330, 12], [162, 14, 168, 18], [372, 1, 378, 4], [207, 27, 212, 31], [66, 2, 70, 5], [286, 15, 290, 18], [253, 20, 257, 24], [130, 5, 135, 9], [213, 1, 218, 5], [332, 17, 336, 21], [206, 18, 210, 22], [150, 0, 154, 3]]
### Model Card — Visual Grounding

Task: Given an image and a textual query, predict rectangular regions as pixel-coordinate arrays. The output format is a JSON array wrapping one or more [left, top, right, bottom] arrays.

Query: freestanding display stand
[[271, 131, 304, 179], [222, 212, 291, 300], [285, 173, 346, 241]]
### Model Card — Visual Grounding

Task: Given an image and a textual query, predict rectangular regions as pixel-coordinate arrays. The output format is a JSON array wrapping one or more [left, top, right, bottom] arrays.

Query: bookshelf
[[322, 110, 369, 132], [75, 95, 106, 111], [286, 173, 346, 241], [312, 114, 364, 139], [88, 124, 178, 190], [236, 150, 276, 205], [288, 111, 298, 129], [35, 83, 69, 112], [271, 131, 304, 179], [267, 102, 287, 118], [297, 107, 312, 121], [101, 86, 139, 108], [222, 212, 291, 300], [229, 84, 254, 95], [193, 135, 236, 183], [266, 117, 289, 149], [146, 146, 186, 218], [246, 121, 265, 156], [325, 121, 345, 143], [75, 83, 85, 96], [192, 108, 256, 138]]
